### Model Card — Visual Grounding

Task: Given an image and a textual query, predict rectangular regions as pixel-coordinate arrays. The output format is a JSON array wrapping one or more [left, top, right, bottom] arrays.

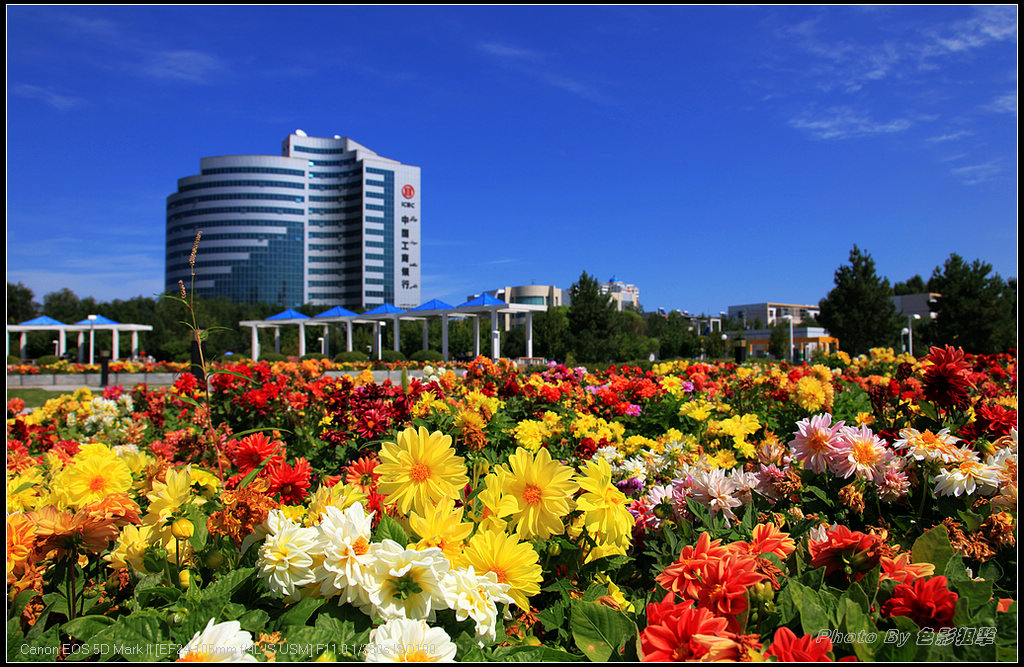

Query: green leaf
[[272, 597, 326, 631], [569, 600, 636, 662], [373, 513, 409, 547], [490, 645, 585, 662], [108, 613, 174, 662], [911, 525, 955, 573], [787, 580, 830, 637]]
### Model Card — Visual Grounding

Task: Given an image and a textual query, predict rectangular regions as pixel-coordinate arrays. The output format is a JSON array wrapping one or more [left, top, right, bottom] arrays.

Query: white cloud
[[789, 106, 912, 139], [949, 161, 1002, 185], [12, 84, 84, 110], [475, 39, 607, 103], [141, 50, 226, 83], [987, 91, 1017, 114], [925, 130, 974, 143], [476, 41, 544, 63]]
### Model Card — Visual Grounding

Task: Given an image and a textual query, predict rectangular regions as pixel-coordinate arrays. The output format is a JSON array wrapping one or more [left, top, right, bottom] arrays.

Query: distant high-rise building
[[166, 131, 421, 309], [600, 276, 640, 311]]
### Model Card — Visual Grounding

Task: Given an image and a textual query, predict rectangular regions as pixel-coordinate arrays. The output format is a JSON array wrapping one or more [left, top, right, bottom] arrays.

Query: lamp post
[[317, 336, 325, 355], [87, 314, 98, 365], [907, 314, 921, 356], [901, 327, 910, 354], [53, 339, 60, 356], [783, 315, 794, 363]]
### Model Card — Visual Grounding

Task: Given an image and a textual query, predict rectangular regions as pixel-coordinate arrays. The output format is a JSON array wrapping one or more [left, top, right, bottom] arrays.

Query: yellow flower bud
[[171, 518, 194, 540], [178, 569, 191, 588]]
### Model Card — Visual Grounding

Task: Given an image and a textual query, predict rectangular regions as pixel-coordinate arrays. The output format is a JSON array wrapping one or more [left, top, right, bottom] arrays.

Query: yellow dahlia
[[575, 458, 634, 546], [497, 447, 578, 540], [377, 427, 468, 516], [461, 528, 543, 611], [409, 497, 474, 564], [53, 443, 133, 509]]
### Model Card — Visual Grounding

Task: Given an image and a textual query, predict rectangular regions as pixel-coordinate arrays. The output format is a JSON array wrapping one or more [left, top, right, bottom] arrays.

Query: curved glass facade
[[165, 134, 421, 309]]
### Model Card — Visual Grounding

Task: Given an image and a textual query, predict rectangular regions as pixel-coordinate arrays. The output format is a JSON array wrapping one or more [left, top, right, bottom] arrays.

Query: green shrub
[[35, 355, 61, 366], [220, 352, 249, 362], [8, 355, 24, 365], [334, 350, 369, 363], [381, 350, 407, 362], [260, 352, 287, 362], [300, 353, 328, 361], [410, 349, 444, 362]]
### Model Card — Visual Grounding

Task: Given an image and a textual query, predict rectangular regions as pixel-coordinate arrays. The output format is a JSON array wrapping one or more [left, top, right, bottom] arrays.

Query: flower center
[[521, 484, 542, 505], [89, 475, 107, 492], [807, 432, 830, 452], [491, 567, 508, 584], [410, 463, 432, 482], [851, 440, 879, 465], [352, 536, 369, 556], [177, 651, 214, 662], [398, 649, 432, 662]]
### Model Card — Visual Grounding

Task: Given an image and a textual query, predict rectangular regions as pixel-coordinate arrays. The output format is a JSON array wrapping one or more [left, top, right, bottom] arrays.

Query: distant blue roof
[[457, 294, 507, 308], [19, 316, 67, 326], [314, 305, 358, 318], [73, 315, 120, 325], [362, 303, 406, 316], [267, 308, 309, 320], [410, 299, 455, 311]]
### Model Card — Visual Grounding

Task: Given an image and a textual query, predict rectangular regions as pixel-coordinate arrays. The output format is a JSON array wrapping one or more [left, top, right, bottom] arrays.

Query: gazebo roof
[[315, 305, 358, 319], [457, 294, 508, 309], [19, 316, 67, 326], [362, 303, 406, 316], [73, 315, 120, 326], [267, 308, 309, 321]]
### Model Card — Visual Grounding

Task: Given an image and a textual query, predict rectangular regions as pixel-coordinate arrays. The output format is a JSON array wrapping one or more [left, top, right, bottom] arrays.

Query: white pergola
[[7, 315, 153, 363], [237, 296, 548, 363]]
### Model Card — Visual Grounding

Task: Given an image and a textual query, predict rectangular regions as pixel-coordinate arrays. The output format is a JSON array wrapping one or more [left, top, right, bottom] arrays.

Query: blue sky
[[6, 5, 1017, 316]]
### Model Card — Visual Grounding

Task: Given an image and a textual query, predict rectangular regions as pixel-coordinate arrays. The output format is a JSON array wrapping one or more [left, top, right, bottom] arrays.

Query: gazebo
[[238, 309, 312, 360], [453, 294, 547, 360], [6, 315, 153, 363]]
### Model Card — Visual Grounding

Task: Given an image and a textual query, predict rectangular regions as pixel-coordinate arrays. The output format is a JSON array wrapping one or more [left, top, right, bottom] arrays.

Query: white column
[[322, 324, 329, 356], [526, 311, 534, 358], [274, 327, 281, 354], [251, 326, 259, 361], [298, 322, 306, 357], [393, 317, 401, 351], [130, 331, 138, 358], [20, 332, 27, 360], [472, 316, 480, 358], [490, 310, 500, 360], [112, 330, 120, 361], [89, 329, 96, 365], [346, 321, 353, 352], [375, 323, 383, 360], [60, 330, 67, 356], [442, 314, 449, 361], [422, 320, 429, 350]]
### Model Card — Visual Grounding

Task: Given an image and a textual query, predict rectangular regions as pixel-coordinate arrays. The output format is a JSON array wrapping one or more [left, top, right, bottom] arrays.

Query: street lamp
[[317, 336, 325, 355], [782, 315, 794, 363], [52, 339, 60, 356], [87, 314, 98, 365], [907, 314, 921, 356], [901, 327, 910, 354]]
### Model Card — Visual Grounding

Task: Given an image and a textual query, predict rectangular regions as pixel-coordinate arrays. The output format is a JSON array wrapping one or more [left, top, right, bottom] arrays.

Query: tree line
[[7, 248, 1015, 363]]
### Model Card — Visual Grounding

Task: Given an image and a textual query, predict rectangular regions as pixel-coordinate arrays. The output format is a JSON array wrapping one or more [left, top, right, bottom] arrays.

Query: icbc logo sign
[[401, 185, 416, 199]]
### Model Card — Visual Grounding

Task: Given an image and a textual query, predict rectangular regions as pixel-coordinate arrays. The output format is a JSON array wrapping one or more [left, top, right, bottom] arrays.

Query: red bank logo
[[401, 185, 416, 199]]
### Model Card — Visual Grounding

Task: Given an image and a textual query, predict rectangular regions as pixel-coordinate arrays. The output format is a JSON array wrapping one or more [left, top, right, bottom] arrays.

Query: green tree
[[7, 282, 39, 324], [926, 254, 1016, 354], [893, 274, 927, 296], [532, 306, 571, 361], [817, 245, 903, 356], [567, 271, 616, 363]]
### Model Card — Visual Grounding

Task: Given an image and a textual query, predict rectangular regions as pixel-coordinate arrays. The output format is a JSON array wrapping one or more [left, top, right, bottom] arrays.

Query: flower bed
[[6, 348, 1017, 661]]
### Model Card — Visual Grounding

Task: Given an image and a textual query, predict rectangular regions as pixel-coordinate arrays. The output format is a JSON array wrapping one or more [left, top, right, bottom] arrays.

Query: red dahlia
[[766, 627, 835, 662], [881, 575, 958, 630]]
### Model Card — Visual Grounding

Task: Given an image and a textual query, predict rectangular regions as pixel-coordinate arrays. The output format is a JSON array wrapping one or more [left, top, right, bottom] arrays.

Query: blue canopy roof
[[457, 294, 507, 308], [362, 303, 406, 316], [410, 299, 455, 312], [73, 315, 120, 325], [267, 308, 309, 320], [314, 305, 358, 318], [19, 316, 67, 326]]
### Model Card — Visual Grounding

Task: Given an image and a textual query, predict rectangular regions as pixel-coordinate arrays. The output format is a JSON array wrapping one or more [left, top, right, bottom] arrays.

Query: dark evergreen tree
[[926, 254, 1016, 354], [817, 245, 903, 356], [7, 282, 39, 324], [893, 274, 927, 296], [567, 271, 616, 363]]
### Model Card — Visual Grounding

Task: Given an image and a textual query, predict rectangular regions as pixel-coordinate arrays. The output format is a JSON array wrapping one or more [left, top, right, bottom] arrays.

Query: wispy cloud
[[925, 130, 974, 143], [986, 91, 1017, 115], [475, 40, 608, 104], [949, 161, 1002, 185], [141, 50, 226, 83], [477, 41, 544, 63], [12, 84, 84, 110], [789, 106, 912, 140]]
